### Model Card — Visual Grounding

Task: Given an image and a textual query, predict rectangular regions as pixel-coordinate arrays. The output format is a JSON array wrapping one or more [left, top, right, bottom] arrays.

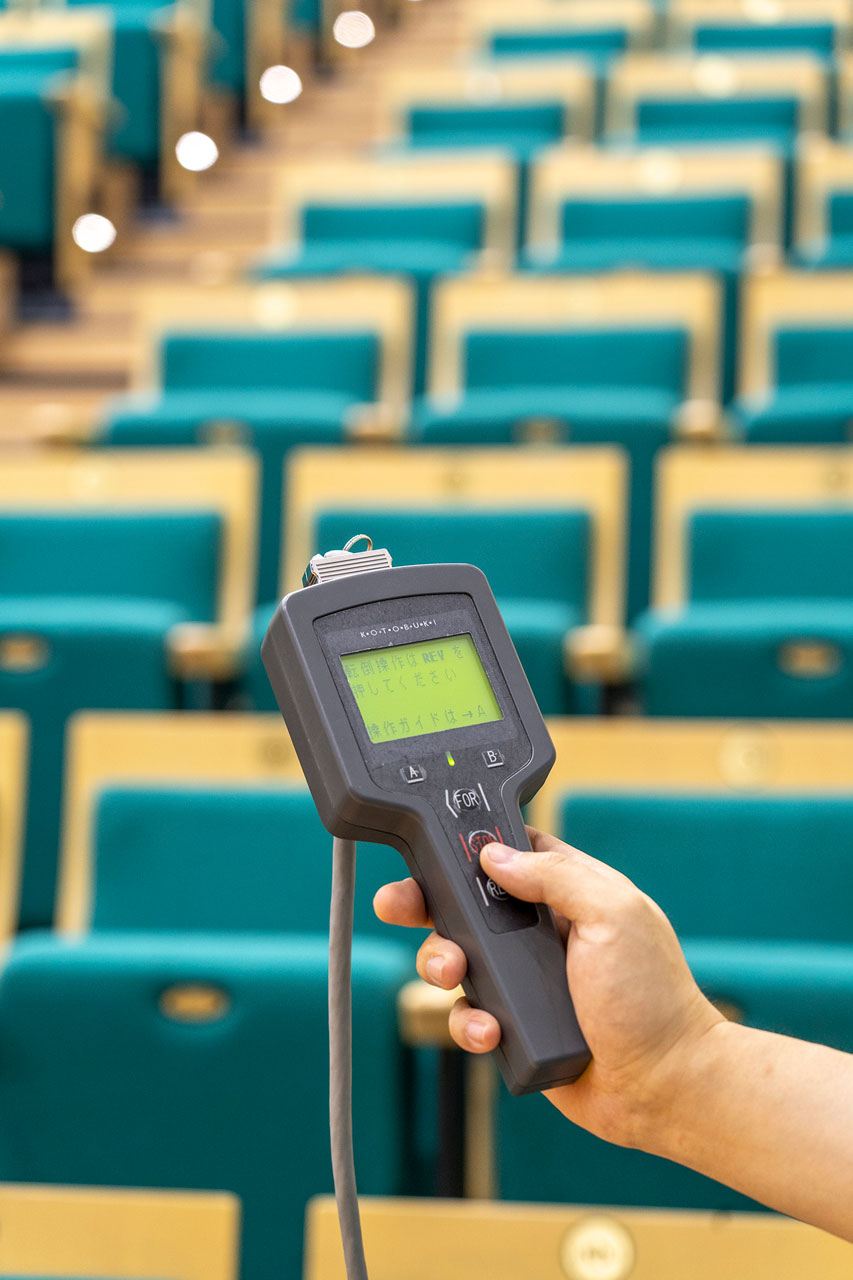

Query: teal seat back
[[0, 933, 410, 1280], [0, 511, 220, 927], [693, 22, 835, 58], [314, 507, 590, 613], [489, 28, 627, 60], [0, 512, 221, 622], [463, 328, 687, 395], [774, 327, 853, 387], [159, 331, 379, 399], [635, 97, 798, 144], [89, 785, 415, 950], [0, 71, 60, 251], [827, 192, 853, 238], [405, 102, 565, 146], [688, 509, 853, 602], [302, 201, 484, 249], [289, 0, 320, 33], [559, 194, 749, 245], [560, 792, 853, 942]]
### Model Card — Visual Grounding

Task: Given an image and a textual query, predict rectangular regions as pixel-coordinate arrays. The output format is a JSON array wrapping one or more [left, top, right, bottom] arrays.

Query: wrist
[[625, 1000, 732, 1157]]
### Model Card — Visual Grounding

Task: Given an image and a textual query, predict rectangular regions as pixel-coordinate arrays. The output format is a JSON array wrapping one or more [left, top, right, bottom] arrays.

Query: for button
[[453, 788, 481, 812]]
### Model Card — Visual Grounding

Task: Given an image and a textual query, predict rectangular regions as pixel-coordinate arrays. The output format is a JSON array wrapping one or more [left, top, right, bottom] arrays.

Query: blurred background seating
[[0, 0, 852, 1272]]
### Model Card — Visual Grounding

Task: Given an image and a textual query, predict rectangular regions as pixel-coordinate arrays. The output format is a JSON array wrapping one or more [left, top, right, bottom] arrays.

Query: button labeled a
[[400, 764, 426, 784]]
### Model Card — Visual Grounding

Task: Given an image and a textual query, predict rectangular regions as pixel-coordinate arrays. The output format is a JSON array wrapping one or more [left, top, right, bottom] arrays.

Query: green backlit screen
[[341, 633, 503, 744]]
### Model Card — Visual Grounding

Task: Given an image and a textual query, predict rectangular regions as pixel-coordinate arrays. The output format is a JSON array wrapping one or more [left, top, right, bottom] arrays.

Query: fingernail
[[426, 956, 444, 984], [468, 1017, 489, 1048], [483, 843, 516, 864]]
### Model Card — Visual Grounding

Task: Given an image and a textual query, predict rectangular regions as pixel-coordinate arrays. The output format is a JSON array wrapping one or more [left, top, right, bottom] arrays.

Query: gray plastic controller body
[[261, 562, 590, 1094]]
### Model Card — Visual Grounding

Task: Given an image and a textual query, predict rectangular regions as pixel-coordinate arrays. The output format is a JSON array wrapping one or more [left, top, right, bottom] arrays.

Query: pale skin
[[374, 828, 853, 1243]]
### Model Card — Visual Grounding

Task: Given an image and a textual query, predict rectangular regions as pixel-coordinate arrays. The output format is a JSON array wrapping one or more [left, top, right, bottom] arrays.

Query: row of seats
[[248, 141, 848, 400], [2, 711, 853, 1266], [3, 440, 853, 928], [0, 0, 392, 304], [89, 270, 853, 613]]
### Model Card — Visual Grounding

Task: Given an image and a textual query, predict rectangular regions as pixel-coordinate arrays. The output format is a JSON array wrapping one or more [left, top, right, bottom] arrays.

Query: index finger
[[373, 878, 433, 929]]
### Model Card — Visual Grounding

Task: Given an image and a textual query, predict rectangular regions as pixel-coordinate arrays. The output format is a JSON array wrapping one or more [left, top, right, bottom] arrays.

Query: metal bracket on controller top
[[302, 534, 393, 588]]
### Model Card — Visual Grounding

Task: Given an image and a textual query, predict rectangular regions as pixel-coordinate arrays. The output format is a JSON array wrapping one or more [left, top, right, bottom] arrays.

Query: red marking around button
[[459, 833, 471, 862]]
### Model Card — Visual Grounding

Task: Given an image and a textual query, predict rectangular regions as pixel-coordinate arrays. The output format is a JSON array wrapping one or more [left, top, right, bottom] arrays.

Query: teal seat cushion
[[692, 22, 835, 59], [159, 331, 379, 400], [523, 236, 742, 275], [90, 4, 162, 167], [0, 932, 411, 1280], [636, 600, 853, 717], [254, 238, 477, 279], [414, 385, 680, 429], [101, 395, 351, 604], [559, 792, 853, 942], [497, 939, 853, 1209], [0, 511, 221, 620], [0, 597, 189, 927], [90, 785, 420, 953], [735, 387, 853, 443]]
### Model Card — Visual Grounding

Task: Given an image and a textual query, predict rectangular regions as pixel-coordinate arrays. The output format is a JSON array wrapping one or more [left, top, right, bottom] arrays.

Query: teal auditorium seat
[[414, 273, 720, 618], [0, 513, 221, 926], [255, 202, 486, 395], [0, 450, 256, 928], [0, 932, 411, 1280], [637, 509, 853, 716], [60, 0, 163, 177], [736, 327, 853, 442], [0, 50, 78, 261], [498, 787, 853, 1210], [86, 785, 416, 952], [102, 279, 410, 605], [103, 331, 379, 603], [250, 507, 591, 716]]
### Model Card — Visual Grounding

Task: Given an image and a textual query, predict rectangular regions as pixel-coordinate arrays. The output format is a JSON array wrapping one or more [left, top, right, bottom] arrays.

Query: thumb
[[480, 839, 628, 925]]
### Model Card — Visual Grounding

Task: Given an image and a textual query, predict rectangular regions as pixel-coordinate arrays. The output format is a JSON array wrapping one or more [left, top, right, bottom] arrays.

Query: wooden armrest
[[672, 399, 730, 445], [565, 624, 635, 685], [344, 401, 405, 443], [397, 979, 463, 1049], [168, 624, 245, 681]]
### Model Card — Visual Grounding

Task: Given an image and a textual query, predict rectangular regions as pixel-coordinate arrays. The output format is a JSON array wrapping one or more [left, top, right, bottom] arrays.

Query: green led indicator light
[[446, 753, 456, 766]]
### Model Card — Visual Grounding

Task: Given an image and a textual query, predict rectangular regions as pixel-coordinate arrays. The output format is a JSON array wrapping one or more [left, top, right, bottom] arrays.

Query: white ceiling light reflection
[[72, 214, 117, 253], [259, 65, 303, 104], [175, 132, 219, 172], [333, 10, 376, 47]]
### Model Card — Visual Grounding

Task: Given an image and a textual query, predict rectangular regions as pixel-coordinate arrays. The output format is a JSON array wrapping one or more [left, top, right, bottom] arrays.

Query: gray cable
[[329, 836, 370, 1280]]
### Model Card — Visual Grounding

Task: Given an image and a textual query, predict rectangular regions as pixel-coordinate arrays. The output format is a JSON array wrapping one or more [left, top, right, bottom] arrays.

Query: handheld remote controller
[[261, 538, 589, 1094]]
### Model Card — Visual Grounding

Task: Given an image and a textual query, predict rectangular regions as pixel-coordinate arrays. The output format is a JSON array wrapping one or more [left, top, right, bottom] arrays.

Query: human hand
[[374, 827, 724, 1148]]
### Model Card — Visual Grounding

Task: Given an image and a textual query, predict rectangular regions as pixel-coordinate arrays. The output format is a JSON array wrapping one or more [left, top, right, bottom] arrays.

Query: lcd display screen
[[341, 633, 503, 744]]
